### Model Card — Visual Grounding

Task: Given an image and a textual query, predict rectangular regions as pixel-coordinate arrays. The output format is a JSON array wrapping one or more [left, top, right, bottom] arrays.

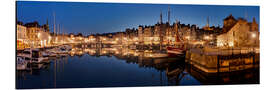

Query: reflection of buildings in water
[[16, 63, 51, 80], [23, 46, 252, 86], [69, 48, 84, 57], [17, 46, 260, 86], [70, 46, 168, 58], [51, 56, 68, 88], [16, 56, 69, 88], [165, 60, 186, 85], [117, 52, 187, 85], [69, 46, 188, 85], [75, 47, 252, 85]]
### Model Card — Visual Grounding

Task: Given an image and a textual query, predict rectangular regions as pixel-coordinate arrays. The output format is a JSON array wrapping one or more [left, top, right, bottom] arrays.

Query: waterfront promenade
[[185, 47, 259, 73]]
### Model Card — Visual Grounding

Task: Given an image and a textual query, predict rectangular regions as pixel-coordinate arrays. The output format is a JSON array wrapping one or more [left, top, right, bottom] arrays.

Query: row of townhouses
[[17, 14, 259, 50]]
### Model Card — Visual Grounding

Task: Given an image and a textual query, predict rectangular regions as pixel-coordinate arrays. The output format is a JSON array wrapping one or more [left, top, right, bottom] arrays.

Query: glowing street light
[[185, 36, 190, 40], [251, 32, 258, 47], [37, 32, 41, 38], [204, 35, 210, 40], [133, 37, 138, 41], [229, 42, 234, 47], [251, 33, 256, 38], [48, 36, 51, 40]]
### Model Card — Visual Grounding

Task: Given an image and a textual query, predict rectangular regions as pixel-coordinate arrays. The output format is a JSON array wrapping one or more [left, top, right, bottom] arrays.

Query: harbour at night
[[16, 1, 260, 89]]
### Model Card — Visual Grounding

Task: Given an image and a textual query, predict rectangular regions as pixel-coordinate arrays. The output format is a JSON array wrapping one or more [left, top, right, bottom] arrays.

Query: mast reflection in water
[[16, 47, 259, 89]]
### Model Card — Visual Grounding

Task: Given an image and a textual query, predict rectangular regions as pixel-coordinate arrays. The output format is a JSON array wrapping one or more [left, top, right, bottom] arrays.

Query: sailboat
[[166, 20, 186, 56], [167, 45, 185, 55], [166, 41, 185, 56]]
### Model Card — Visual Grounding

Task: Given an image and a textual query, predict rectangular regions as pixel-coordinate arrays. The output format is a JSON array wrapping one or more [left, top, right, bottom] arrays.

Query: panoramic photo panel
[[16, 1, 259, 89]]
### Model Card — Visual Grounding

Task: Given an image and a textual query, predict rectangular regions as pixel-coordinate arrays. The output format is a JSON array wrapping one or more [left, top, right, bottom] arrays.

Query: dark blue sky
[[17, 1, 259, 35]]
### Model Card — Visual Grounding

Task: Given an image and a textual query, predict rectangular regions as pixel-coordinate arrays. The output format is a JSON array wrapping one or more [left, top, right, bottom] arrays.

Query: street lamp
[[251, 32, 256, 38], [204, 35, 212, 41], [185, 36, 190, 40], [37, 32, 41, 38], [251, 32, 257, 53]]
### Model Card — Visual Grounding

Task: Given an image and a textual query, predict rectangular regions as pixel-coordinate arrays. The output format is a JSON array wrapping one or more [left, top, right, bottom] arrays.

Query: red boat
[[166, 20, 186, 56], [167, 46, 185, 56]]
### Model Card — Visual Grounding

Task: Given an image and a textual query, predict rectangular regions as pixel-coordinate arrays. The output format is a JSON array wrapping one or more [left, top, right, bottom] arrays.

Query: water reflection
[[16, 46, 259, 89], [68, 47, 191, 86]]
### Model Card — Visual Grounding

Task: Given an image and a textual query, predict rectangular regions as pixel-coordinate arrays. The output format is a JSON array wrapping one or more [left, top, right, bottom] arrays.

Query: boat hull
[[167, 47, 186, 57]]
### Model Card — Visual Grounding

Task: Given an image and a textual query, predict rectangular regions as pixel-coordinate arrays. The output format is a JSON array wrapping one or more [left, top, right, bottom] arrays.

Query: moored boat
[[144, 53, 168, 58], [166, 20, 186, 57], [16, 56, 28, 70], [17, 48, 32, 59], [167, 46, 185, 56], [31, 49, 49, 63], [17, 48, 48, 63]]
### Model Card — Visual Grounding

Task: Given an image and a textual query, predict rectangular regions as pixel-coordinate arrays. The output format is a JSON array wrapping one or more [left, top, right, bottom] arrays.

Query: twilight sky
[[16, 1, 259, 35]]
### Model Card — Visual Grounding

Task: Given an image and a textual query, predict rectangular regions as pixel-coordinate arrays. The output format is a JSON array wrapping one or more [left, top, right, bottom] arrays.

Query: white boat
[[59, 45, 72, 51], [42, 51, 50, 57], [63, 45, 72, 51], [17, 48, 32, 59], [17, 56, 28, 70], [31, 49, 49, 63], [18, 48, 48, 64], [51, 47, 69, 54], [49, 52, 58, 57]]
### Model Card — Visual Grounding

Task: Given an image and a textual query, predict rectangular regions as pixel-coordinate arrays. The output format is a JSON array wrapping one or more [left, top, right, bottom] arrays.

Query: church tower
[[251, 17, 258, 31]]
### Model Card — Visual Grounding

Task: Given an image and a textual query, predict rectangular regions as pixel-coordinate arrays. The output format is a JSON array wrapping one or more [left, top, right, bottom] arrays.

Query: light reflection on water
[[16, 47, 259, 89]]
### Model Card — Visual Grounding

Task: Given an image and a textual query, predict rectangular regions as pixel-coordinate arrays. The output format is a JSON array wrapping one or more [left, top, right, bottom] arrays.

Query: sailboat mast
[[53, 12, 56, 36]]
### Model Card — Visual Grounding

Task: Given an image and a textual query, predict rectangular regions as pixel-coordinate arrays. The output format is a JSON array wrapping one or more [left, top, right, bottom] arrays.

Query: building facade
[[17, 24, 29, 49], [217, 15, 259, 48]]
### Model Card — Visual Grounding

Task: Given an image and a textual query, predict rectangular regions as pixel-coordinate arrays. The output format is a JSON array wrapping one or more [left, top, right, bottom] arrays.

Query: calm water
[[16, 48, 259, 89]]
